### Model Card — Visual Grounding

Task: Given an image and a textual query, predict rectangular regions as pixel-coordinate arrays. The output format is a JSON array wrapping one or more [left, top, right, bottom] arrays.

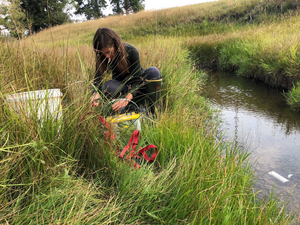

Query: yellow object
[[106, 112, 140, 123]]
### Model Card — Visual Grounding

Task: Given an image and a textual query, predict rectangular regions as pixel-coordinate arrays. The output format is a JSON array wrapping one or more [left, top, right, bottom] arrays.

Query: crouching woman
[[91, 28, 162, 111]]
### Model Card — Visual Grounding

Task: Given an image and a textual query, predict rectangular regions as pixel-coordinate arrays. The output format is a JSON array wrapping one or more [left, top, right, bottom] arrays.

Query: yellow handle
[[106, 112, 140, 123]]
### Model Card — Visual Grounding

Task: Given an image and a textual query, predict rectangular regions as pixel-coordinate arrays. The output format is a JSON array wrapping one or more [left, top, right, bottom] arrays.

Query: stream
[[204, 71, 300, 216]]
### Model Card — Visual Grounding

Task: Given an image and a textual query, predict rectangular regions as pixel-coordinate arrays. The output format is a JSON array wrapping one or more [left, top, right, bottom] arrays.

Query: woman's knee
[[103, 80, 128, 97], [143, 67, 162, 80]]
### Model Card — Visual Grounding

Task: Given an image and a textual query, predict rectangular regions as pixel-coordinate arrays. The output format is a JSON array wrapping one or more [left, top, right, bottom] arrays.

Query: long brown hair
[[93, 28, 128, 76]]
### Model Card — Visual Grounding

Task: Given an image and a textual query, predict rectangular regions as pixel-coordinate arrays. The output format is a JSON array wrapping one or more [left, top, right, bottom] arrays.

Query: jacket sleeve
[[125, 45, 144, 97]]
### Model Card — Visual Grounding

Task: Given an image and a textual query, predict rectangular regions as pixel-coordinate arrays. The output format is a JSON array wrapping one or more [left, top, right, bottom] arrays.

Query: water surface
[[205, 71, 300, 215]]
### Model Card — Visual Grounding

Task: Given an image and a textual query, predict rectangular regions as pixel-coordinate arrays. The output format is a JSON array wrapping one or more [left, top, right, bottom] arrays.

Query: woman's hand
[[91, 92, 100, 107], [112, 93, 133, 111]]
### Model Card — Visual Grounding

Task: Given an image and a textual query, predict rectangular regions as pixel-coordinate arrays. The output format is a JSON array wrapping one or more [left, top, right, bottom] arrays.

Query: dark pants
[[102, 67, 162, 104]]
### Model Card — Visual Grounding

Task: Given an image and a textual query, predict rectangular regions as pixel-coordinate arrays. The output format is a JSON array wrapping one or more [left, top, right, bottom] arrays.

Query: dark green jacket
[[94, 43, 145, 96]]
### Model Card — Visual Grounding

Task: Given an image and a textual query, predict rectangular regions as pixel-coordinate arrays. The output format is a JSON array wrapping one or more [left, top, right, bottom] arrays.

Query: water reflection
[[205, 71, 300, 216]]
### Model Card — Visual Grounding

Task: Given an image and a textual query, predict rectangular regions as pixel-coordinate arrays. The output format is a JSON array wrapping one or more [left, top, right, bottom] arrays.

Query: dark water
[[205, 71, 300, 216]]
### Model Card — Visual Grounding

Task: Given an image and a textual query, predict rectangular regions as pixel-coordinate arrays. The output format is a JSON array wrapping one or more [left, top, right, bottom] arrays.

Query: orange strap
[[80, 112, 158, 169], [119, 130, 158, 169]]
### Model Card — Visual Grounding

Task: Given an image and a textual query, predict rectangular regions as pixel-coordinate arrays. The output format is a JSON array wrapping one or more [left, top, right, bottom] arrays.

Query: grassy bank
[[187, 12, 300, 110], [181, 0, 300, 111], [0, 0, 298, 224]]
